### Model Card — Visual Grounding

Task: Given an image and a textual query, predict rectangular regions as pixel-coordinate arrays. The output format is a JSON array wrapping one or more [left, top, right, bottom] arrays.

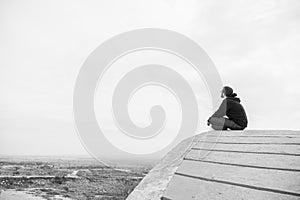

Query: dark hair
[[223, 86, 237, 97], [231, 92, 237, 97]]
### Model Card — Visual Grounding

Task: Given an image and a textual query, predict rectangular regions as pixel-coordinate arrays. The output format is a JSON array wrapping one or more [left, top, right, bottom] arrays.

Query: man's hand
[[207, 117, 211, 126]]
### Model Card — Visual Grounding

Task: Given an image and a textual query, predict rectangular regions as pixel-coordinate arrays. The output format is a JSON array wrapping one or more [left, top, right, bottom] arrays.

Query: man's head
[[221, 86, 236, 98]]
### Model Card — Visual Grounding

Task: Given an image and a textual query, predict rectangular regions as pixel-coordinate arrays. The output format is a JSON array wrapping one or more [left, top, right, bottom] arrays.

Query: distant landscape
[[0, 156, 156, 200]]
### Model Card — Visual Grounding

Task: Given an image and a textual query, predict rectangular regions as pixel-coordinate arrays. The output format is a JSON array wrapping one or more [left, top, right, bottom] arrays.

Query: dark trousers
[[209, 117, 245, 130]]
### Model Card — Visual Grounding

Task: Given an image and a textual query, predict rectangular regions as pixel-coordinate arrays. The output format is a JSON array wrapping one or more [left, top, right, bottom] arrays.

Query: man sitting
[[207, 86, 248, 130]]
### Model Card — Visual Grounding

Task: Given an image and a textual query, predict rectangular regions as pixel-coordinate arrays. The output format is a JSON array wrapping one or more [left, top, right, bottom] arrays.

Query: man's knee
[[209, 117, 225, 126]]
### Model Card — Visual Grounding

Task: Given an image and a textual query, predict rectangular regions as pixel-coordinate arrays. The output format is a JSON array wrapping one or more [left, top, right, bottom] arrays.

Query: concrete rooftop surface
[[127, 130, 300, 200]]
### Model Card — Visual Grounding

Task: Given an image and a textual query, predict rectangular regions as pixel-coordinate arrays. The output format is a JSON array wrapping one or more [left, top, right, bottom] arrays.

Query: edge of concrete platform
[[126, 131, 211, 200]]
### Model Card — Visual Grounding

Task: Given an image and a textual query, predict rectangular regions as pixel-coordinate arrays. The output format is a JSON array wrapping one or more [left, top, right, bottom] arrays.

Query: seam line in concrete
[[183, 158, 300, 172], [174, 172, 300, 197], [196, 141, 300, 145], [191, 148, 300, 156]]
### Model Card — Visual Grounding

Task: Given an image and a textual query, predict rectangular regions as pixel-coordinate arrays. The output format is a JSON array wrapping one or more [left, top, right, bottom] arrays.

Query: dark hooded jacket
[[211, 97, 248, 128]]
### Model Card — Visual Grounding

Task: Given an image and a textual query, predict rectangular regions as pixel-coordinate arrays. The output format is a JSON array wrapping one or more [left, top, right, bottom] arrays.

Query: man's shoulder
[[226, 97, 241, 103]]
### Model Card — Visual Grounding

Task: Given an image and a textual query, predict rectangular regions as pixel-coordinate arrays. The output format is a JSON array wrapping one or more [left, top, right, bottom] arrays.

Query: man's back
[[226, 97, 248, 127]]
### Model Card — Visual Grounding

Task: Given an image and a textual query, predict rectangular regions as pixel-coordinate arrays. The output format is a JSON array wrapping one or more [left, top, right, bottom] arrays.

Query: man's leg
[[209, 117, 227, 130], [223, 118, 244, 130], [211, 124, 226, 130]]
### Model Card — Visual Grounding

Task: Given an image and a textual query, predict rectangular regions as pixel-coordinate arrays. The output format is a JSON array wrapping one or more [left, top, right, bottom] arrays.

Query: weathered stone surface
[[127, 130, 300, 200]]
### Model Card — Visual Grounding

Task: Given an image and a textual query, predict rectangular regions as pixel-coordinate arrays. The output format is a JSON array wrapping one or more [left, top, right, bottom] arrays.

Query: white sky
[[0, 0, 299, 156]]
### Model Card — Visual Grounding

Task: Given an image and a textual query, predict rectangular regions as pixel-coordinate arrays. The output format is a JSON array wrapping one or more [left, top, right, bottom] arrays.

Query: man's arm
[[211, 99, 227, 118], [207, 99, 227, 126]]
